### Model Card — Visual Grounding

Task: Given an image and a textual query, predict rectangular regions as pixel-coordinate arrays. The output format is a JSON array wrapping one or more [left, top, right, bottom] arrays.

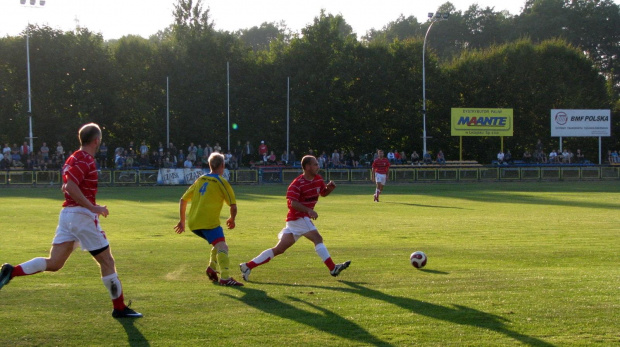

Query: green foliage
[[0, 182, 618, 345], [0, 1, 617, 162]]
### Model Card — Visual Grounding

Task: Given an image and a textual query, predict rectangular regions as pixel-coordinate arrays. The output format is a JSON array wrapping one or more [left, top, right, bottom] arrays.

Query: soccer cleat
[[239, 263, 251, 281], [219, 277, 244, 286], [373, 194, 378, 202], [330, 260, 351, 277], [0, 263, 14, 290], [206, 267, 219, 282], [112, 303, 143, 318]]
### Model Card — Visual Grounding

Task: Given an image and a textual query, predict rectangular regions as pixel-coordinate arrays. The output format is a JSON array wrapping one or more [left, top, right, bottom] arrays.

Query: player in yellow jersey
[[174, 152, 243, 286]]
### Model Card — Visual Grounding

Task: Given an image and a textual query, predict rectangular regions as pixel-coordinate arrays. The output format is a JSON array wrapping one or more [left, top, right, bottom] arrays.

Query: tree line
[[0, 0, 618, 164]]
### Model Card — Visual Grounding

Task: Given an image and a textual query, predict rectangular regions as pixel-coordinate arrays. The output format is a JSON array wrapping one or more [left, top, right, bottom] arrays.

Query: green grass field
[[0, 181, 618, 346]]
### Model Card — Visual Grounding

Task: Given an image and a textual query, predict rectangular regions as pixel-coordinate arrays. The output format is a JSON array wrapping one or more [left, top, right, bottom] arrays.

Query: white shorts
[[375, 173, 387, 185], [278, 217, 317, 242], [53, 206, 109, 252]]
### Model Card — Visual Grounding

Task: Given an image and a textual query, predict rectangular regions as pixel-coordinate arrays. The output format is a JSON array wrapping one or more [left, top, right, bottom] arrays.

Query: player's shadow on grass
[[222, 287, 393, 346], [115, 319, 150, 347], [311, 281, 554, 347], [382, 201, 466, 209]]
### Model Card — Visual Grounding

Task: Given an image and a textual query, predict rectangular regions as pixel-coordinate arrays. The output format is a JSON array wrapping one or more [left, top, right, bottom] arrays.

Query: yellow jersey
[[182, 173, 236, 230]]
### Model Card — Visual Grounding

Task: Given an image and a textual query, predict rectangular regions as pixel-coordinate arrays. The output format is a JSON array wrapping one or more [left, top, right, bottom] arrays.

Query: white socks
[[20, 257, 47, 274]]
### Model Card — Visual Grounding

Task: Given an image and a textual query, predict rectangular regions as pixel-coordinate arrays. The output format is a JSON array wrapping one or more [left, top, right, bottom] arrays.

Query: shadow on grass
[[382, 201, 466, 209], [306, 281, 554, 347], [115, 318, 150, 347], [419, 268, 449, 275], [222, 287, 393, 346]]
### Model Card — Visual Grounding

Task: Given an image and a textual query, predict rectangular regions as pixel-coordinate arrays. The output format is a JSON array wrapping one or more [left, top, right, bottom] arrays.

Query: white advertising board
[[550, 109, 610, 137]]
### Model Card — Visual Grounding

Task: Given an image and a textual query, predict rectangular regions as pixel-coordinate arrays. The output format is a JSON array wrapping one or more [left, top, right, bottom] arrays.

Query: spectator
[[168, 142, 177, 157], [243, 140, 253, 166], [2, 143, 10, 156], [562, 149, 571, 164], [504, 150, 512, 164], [0, 153, 10, 170], [56, 141, 65, 161], [213, 142, 222, 153], [289, 151, 297, 166], [386, 150, 395, 164], [97, 142, 108, 169], [331, 149, 341, 168], [151, 150, 161, 168], [394, 150, 402, 164], [204, 143, 214, 158], [196, 144, 204, 160], [497, 150, 505, 165], [186, 150, 196, 164], [281, 151, 289, 164], [411, 151, 420, 165], [437, 150, 446, 165], [20, 141, 30, 163], [124, 150, 135, 169], [234, 141, 243, 165], [522, 150, 532, 163], [258, 141, 268, 158], [177, 149, 185, 168], [610, 150, 619, 163], [423, 152, 432, 165], [548, 150, 558, 163], [267, 151, 277, 164], [40, 142, 50, 161], [576, 149, 585, 163], [187, 142, 197, 156], [158, 142, 165, 156], [183, 157, 193, 168], [115, 149, 125, 169]]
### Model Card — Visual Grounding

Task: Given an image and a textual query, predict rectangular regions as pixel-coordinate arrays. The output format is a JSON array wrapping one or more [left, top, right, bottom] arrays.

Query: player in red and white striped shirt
[[0, 123, 142, 318], [371, 149, 390, 202], [239, 155, 351, 281]]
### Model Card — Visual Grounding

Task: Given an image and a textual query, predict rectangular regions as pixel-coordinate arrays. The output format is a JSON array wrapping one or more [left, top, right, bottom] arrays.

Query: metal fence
[[1, 165, 619, 187]]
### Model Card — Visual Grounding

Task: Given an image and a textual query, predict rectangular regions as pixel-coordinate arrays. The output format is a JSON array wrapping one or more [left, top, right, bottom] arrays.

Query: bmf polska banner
[[451, 108, 513, 136], [550, 109, 610, 137]]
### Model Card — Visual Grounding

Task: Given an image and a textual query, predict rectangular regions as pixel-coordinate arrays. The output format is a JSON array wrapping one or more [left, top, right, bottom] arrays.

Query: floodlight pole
[[422, 12, 448, 155], [21, 0, 46, 153]]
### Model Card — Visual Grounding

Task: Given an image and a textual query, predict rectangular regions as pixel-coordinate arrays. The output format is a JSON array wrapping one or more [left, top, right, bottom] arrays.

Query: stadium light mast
[[422, 11, 448, 155], [21, 0, 46, 154]]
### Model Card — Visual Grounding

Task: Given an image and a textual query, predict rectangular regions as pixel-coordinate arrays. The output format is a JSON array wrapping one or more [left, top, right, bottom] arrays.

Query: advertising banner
[[550, 109, 610, 137], [451, 108, 513, 136], [157, 168, 231, 185]]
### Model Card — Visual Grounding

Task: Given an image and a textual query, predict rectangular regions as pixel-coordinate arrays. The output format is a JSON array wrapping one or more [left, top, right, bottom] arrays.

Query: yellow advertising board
[[451, 108, 513, 136]]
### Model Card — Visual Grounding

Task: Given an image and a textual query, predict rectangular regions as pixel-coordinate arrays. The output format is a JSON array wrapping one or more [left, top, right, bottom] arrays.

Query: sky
[[0, 0, 537, 41]]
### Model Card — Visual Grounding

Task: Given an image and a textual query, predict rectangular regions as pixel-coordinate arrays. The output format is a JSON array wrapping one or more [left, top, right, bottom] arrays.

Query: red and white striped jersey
[[286, 174, 326, 221], [372, 157, 390, 174], [62, 150, 98, 207]]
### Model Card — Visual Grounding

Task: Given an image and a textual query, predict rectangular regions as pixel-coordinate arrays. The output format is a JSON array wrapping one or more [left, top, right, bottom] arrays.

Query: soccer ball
[[410, 251, 427, 269]]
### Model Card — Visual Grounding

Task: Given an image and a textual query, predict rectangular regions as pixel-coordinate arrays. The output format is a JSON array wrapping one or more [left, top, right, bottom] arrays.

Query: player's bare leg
[[1, 241, 74, 290], [241, 233, 296, 281]]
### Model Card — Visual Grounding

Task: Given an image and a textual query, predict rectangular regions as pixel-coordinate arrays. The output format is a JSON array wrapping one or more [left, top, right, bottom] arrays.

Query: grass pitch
[[0, 181, 618, 346]]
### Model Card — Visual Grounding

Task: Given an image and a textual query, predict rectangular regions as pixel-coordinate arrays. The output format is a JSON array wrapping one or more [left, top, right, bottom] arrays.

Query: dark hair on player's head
[[78, 123, 101, 146], [301, 155, 316, 170]]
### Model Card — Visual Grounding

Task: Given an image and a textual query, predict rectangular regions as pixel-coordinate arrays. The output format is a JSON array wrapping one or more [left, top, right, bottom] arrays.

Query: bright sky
[[0, 0, 604, 41]]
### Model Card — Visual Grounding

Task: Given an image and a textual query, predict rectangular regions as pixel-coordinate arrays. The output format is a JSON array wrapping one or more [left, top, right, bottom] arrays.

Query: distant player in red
[[371, 149, 390, 202], [0, 123, 142, 318], [239, 155, 350, 281]]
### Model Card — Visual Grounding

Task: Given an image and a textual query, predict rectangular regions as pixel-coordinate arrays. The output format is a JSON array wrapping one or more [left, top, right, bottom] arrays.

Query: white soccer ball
[[410, 251, 427, 269]]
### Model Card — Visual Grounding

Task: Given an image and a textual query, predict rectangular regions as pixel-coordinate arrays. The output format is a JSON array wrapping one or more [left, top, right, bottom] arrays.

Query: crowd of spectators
[[2, 138, 618, 172]]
